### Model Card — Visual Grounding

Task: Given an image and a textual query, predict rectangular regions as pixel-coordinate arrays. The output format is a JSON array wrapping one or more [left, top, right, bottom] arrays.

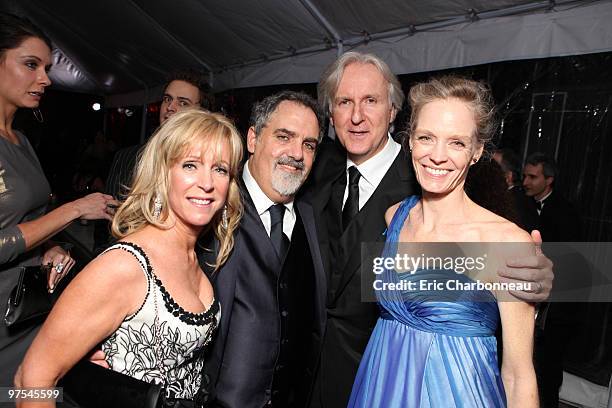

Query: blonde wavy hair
[[112, 109, 243, 270]]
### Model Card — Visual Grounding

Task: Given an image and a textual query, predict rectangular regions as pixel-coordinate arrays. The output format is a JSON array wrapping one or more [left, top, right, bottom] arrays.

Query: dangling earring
[[153, 194, 162, 219], [222, 205, 228, 229], [32, 108, 44, 123]]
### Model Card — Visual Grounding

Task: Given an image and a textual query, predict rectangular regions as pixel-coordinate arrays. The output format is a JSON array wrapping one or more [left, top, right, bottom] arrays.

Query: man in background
[[523, 152, 582, 408], [523, 152, 580, 242]]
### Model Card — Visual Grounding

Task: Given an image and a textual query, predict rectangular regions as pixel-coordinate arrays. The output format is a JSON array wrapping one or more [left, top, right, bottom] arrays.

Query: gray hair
[[525, 152, 557, 179], [250, 90, 324, 141], [317, 51, 404, 115]]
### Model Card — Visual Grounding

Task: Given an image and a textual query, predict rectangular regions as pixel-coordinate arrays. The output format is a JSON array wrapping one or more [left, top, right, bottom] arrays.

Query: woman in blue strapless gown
[[349, 77, 538, 408]]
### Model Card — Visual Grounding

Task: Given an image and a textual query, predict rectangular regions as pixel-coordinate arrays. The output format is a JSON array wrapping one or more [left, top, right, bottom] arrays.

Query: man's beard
[[271, 156, 306, 197]]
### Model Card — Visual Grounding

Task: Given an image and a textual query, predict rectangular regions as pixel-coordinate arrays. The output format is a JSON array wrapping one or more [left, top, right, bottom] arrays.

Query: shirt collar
[[346, 133, 401, 187], [538, 190, 553, 203], [242, 159, 294, 216]]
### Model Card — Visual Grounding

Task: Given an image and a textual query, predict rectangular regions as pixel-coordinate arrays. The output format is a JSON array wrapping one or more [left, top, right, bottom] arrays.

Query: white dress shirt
[[242, 160, 296, 240], [536, 190, 553, 215], [342, 134, 402, 210]]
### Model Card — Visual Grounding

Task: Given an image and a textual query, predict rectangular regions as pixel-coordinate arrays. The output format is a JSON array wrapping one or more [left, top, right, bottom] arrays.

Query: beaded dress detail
[[100, 242, 220, 400]]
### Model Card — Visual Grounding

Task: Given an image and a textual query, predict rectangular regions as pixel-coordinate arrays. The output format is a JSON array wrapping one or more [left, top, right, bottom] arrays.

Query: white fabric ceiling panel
[[215, 1, 612, 91], [309, 0, 539, 38], [1, 0, 610, 105], [133, 0, 329, 67]]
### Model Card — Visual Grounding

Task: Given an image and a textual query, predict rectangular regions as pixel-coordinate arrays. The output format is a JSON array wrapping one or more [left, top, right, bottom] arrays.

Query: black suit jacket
[[203, 184, 327, 408], [509, 185, 539, 233], [93, 145, 142, 253], [302, 138, 417, 408], [538, 190, 581, 242]]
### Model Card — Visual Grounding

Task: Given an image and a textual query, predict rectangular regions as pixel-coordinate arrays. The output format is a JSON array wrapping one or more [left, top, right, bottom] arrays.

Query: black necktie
[[342, 166, 361, 229], [269, 204, 290, 259], [536, 200, 543, 212]]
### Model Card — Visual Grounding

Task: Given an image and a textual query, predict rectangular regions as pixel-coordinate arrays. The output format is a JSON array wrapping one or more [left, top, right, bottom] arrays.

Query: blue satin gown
[[348, 196, 506, 407]]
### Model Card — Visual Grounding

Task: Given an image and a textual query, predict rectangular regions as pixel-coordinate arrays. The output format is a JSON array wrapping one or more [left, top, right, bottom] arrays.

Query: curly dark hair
[[466, 159, 518, 224], [165, 68, 214, 110]]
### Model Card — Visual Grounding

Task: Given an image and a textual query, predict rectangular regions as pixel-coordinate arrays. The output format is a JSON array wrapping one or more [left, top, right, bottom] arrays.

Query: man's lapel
[[303, 140, 347, 279], [296, 199, 328, 334]]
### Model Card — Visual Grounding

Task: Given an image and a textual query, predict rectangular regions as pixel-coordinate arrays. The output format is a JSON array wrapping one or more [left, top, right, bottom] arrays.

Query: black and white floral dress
[[101, 242, 220, 400]]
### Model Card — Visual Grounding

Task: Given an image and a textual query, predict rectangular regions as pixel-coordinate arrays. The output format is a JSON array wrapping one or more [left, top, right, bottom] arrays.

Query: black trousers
[[534, 304, 576, 408]]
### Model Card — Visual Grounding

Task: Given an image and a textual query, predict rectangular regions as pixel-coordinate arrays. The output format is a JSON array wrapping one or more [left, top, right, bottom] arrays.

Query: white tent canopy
[[2, 0, 612, 107]]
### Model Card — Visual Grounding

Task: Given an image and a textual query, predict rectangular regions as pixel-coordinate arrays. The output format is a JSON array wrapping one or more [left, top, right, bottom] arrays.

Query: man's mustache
[[275, 156, 305, 171]]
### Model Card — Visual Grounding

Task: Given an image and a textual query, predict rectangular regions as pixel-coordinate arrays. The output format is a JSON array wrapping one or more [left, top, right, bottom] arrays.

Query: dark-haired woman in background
[[0, 12, 115, 385]]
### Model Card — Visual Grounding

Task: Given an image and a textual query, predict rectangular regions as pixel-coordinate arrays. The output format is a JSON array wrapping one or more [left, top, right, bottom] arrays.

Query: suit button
[[279, 282, 287, 289], [282, 339, 289, 345], [275, 364, 284, 371], [281, 310, 288, 317]]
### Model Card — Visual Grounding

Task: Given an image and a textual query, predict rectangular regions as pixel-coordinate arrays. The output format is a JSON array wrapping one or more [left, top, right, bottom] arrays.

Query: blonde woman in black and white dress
[[16, 109, 243, 406]]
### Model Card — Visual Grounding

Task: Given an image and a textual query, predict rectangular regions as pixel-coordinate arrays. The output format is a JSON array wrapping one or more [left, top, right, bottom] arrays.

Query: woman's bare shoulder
[[471, 211, 535, 264], [470, 205, 531, 243], [80, 241, 148, 286], [54, 241, 150, 322], [385, 201, 403, 226], [485, 219, 532, 243]]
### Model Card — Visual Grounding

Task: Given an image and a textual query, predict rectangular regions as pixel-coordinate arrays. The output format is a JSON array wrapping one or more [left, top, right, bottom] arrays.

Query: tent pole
[[298, 0, 344, 54], [140, 104, 148, 144], [103, 108, 108, 138], [127, 0, 213, 75]]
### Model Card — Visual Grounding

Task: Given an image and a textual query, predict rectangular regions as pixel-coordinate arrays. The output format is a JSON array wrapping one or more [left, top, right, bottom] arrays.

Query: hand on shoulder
[[476, 207, 534, 245], [496, 222, 534, 244]]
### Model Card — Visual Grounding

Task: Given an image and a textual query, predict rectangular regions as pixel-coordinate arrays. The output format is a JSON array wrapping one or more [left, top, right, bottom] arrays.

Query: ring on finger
[[533, 281, 543, 294], [55, 262, 64, 274]]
